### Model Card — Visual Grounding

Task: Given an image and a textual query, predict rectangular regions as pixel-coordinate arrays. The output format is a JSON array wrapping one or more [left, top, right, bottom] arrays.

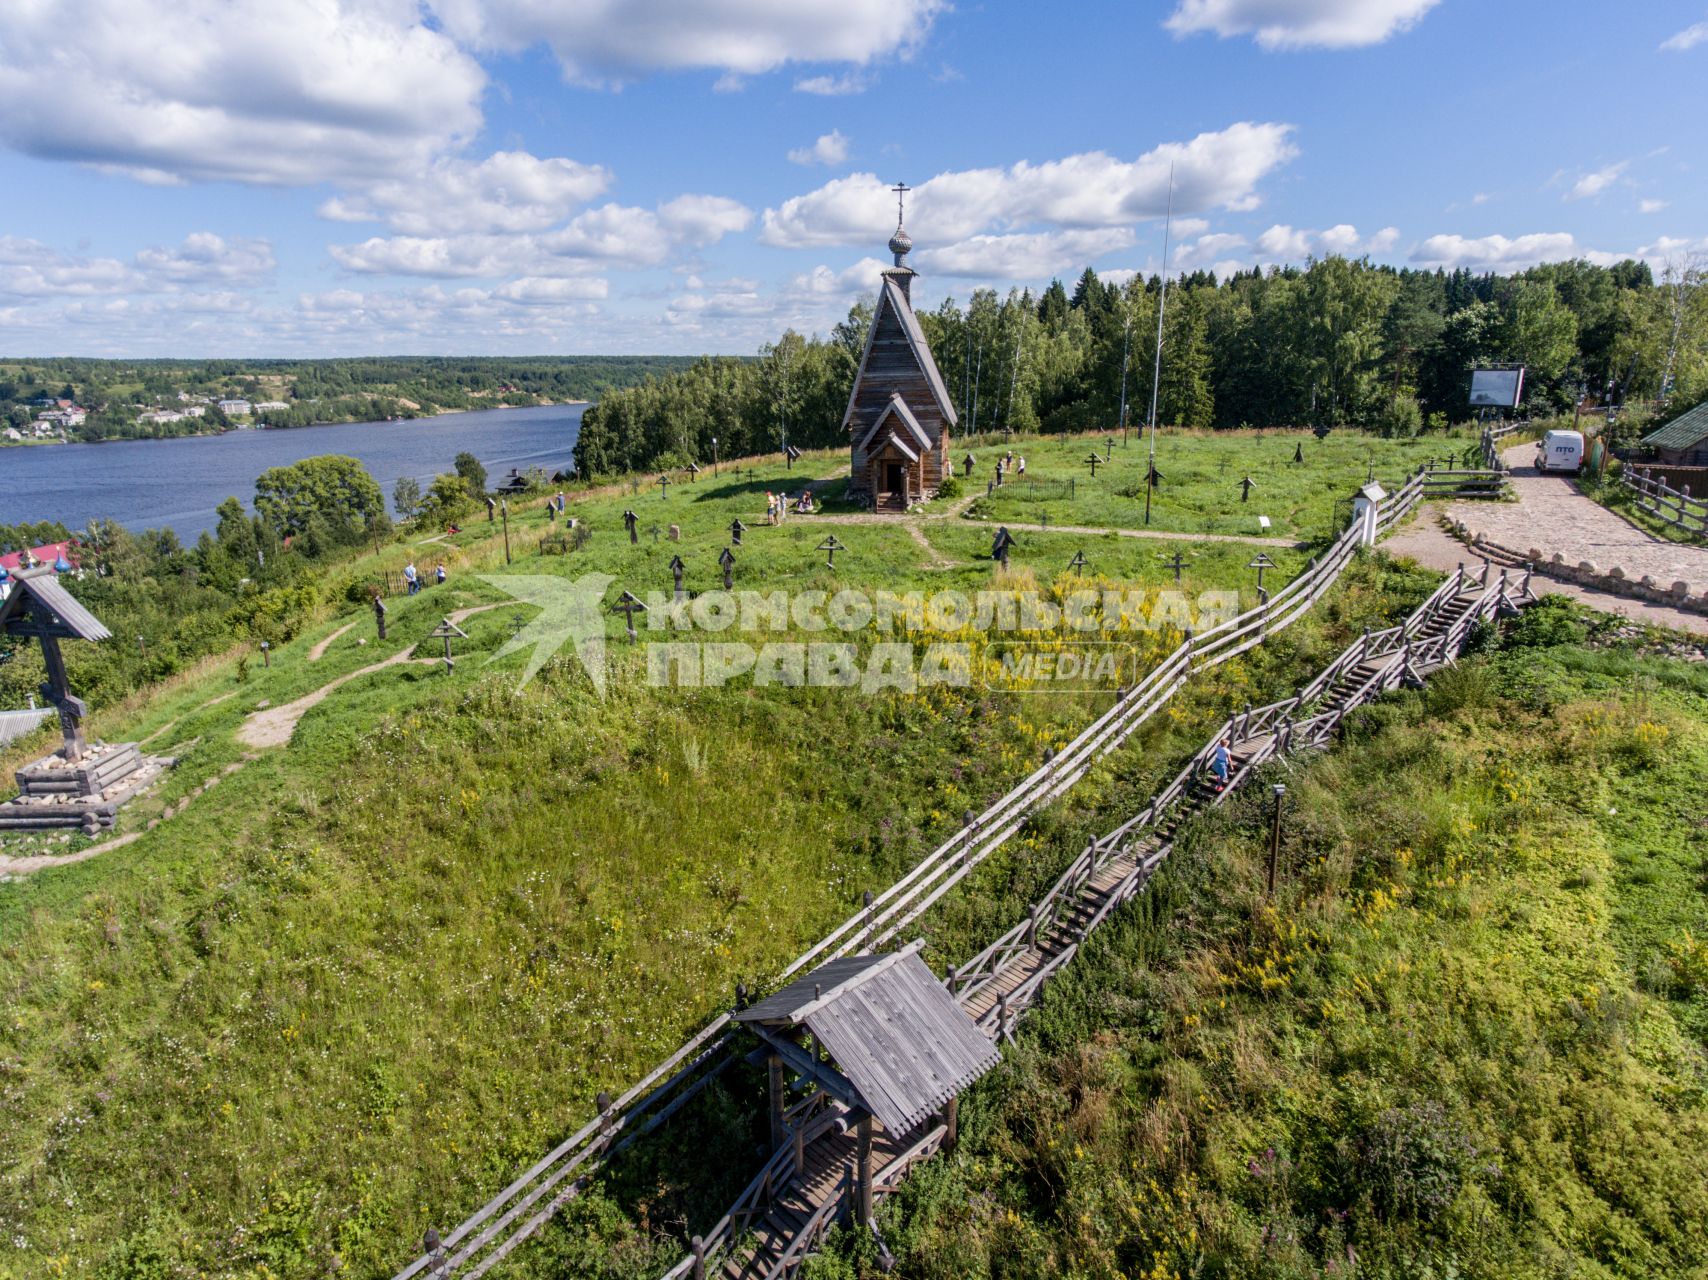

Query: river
[[0, 403, 585, 540]]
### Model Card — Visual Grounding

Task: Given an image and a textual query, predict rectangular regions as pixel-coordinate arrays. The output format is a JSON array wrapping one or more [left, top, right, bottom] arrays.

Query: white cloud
[[793, 71, 872, 95], [0, 0, 485, 186], [658, 194, 755, 243], [1173, 232, 1249, 268], [1256, 224, 1311, 259], [1409, 232, 1614, 271], [492, 277, 610, 305], [429, 0, 943, 82], [330, 196, 751, 279], [1165, 0, 1439, 49], [793, 258, 890, 295], [1660, 19, 1708, 51], [917, 228, 1137, 279], [789, 130, 852, 166], [1472, 192, 1490, 205], [1252, 223, 1400, 262], [760, 123, 1298, 249], [319, 152, 611, 235], [1564, 161, 1628, 201], [1639, 198, 1670, 214], [0, 232, 274, 297]]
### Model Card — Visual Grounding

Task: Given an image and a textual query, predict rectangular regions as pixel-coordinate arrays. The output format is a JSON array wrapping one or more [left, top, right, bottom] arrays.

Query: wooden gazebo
[[736, 942, 998, 1222]]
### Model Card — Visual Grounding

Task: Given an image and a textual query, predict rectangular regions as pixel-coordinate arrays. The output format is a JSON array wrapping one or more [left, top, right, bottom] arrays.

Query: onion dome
[[889, 225, 913, 267]]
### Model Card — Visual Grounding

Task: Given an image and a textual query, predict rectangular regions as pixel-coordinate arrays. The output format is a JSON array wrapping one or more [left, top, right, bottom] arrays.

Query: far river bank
[[0, 403, 586, 540]]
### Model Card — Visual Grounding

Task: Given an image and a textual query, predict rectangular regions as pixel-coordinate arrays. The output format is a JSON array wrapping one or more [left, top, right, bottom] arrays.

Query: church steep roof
[[841, 273, 958, 434]]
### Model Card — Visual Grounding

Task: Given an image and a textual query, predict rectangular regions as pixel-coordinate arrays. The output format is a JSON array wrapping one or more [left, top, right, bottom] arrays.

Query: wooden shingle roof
[[1642, 398, 1708, 452], [737, 943, 999, 1136], [839, 273, 959, 435], [0, 570, 111, 641]]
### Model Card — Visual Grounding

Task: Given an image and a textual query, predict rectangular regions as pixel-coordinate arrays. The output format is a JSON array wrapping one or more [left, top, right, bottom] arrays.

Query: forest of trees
[[0, 356, 695, 444], [574, 256, 1708, 477]]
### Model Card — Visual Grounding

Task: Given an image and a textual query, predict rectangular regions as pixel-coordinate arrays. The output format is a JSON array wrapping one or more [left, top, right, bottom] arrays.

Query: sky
[[0, 0, 1704, 357]]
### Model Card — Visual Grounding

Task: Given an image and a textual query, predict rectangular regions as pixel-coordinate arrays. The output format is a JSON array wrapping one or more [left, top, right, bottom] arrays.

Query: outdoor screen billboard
[[1469, 367, 1524, 408]]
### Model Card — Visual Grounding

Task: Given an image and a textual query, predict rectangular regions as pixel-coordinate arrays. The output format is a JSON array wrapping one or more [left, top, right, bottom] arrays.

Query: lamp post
[[712, 436, 719, 476], [1267, 783, 1286, 898]]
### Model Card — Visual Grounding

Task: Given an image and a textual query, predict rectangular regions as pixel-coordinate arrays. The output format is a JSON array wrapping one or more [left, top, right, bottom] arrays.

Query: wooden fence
[[1621, 465, 1708, 539], [390, 463, 1498, 1280], [666, 553, 1533, 1280]]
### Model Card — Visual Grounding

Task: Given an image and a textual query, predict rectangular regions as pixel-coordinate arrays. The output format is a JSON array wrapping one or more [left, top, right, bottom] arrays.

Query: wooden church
[[844, 191, 957, 510]]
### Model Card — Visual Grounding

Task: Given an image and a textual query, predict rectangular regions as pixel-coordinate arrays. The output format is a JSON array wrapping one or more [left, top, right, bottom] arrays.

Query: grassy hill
[[813, 620, 1708, 1280], [2, 426, 1650, 1280]]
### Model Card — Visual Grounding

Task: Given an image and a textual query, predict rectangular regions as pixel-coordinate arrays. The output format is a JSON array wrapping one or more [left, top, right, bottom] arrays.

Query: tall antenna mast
[[1144, 163, 1175, 527]]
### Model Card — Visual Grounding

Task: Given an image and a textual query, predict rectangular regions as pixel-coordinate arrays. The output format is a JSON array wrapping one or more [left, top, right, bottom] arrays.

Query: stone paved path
[[1444, 445, 1708, 589], [1384, 507, 1708, 637]]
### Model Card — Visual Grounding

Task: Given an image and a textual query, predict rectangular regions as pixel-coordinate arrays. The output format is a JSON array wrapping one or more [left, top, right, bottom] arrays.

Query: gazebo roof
[[737, 943, 999, 1136], [0, 570, 110, 641]]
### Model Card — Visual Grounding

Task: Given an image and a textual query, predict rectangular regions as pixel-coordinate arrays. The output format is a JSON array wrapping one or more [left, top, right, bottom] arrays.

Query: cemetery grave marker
[[719, 547, 735, 590], [817, 535, 847, 569], [624, 510, 639, 544], [613, 591, 648, 643], [428, 617, 468, 673]]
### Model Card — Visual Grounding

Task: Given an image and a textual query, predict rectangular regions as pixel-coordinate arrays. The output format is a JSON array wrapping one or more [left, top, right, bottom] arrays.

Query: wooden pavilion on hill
[[735, 941, 998, 1225], [844, 186, 958, 511]]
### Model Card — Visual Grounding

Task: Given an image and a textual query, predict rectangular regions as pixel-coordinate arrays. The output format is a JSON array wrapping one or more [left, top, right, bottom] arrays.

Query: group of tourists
[[764, 490, 815, 524], [997, 450, 1027, 478], [402, 561, 448, 595]]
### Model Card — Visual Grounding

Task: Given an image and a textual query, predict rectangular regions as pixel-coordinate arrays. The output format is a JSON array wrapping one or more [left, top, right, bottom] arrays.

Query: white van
[[1535, 429, 1584, 474]]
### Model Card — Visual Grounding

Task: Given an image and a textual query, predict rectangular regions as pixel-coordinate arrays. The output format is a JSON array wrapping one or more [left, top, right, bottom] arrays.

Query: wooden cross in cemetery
[[1248, 553, 1277, 600], [963, 452, 976, 477], [719, 546, 735, 590], [427, 616, 468, 673], [624, 509, 638, 544], [687, 461, 701, 483], [1292, 440, 1304, 464], [1239, 475, 1256, 503], [1161, 550, 1187, 584], [648, 525, 663, 544], [785, 444, 802, 468], [1066, 549, 1088, 574], [817, 535, 847, 569], [730, 518, 746, 546], [1084, 452, 1102, 477], [991, 526, 1014, 568], [669, 554, 687, 602], [1105, 437, 1114, 460], [612, 590, 647, 643], [656, 473, 672, 500], [372, 594, 388, 640]]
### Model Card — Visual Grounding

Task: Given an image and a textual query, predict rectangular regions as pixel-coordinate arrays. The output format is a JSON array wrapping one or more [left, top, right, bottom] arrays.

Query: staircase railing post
[[691, 1236, 706, 1280]]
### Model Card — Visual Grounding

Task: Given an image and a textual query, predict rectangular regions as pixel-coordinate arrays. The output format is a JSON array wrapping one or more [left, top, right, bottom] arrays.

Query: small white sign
[[1257, 515, 1272, 530]]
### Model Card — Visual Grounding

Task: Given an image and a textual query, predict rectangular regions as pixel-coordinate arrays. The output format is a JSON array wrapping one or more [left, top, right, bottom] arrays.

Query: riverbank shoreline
[[0, 399, 591, 449]]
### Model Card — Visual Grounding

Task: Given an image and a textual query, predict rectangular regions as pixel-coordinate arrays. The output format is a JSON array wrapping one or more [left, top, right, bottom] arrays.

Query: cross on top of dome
[[888, 181, 912, 267]]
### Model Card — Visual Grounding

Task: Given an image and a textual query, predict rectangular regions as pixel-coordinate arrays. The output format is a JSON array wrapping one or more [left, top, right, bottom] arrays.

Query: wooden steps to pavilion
[[717, 576, 1510, 1280]]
